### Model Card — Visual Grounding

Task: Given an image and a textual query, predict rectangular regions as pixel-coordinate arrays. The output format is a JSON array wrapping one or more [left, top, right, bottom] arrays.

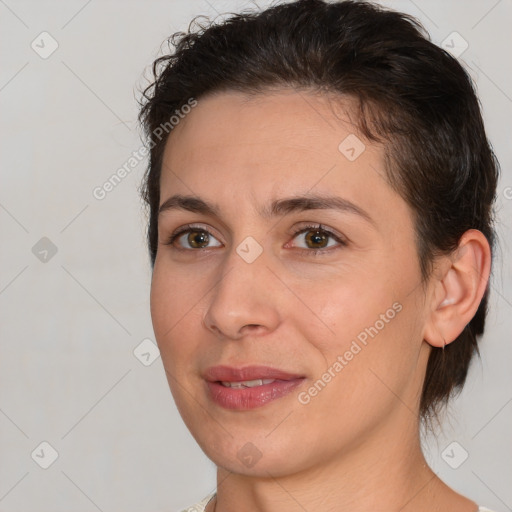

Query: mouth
[[203, 365, 306, 410], [219, 378, 277, 388]]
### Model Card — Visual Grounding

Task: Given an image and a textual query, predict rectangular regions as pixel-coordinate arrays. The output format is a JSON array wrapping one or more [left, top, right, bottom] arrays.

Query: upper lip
[[204, 365, 304, 382]]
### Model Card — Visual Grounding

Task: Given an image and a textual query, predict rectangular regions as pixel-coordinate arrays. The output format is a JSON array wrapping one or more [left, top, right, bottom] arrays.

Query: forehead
[[160, 89, 410, 230], [163, 89, 364, 166]]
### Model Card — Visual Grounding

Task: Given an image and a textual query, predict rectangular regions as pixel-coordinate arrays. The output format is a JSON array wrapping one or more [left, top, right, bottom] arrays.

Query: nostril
[[240, 324, 265, 335]]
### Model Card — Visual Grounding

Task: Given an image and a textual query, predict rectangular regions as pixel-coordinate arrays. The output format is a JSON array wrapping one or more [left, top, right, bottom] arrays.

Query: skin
[[150, 89, 491, 512]]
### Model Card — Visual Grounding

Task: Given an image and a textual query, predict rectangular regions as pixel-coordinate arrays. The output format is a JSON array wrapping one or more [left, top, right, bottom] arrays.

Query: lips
[[204, 365, 304, 382], [203, 365, 305, 410]]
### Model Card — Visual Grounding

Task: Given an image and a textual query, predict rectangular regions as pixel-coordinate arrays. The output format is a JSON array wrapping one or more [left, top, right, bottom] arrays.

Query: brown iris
[[304, 228, 329, 249], [187, 230, 209, 248]]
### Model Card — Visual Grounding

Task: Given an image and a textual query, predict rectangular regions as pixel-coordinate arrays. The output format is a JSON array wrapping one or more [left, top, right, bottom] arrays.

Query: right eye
[[164, 224, 223, 250]]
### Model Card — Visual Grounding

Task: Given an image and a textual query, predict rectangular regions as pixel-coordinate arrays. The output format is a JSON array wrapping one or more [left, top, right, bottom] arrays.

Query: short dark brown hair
[[138, 0, 499, 423]]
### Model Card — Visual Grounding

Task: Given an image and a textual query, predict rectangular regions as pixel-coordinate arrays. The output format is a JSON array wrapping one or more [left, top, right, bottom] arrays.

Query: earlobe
[[423, 229, 491, 348]]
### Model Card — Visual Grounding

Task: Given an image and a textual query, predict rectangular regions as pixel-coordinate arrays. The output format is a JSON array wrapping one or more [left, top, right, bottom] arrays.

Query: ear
[[423, 229, 492, 348]]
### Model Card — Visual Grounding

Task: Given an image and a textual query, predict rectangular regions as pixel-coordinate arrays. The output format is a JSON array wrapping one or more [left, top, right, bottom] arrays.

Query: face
[[150, 89, 432, 477]]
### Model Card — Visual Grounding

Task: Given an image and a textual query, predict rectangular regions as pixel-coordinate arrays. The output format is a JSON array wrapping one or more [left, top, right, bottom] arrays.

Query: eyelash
[[164, 223, 347, 256]]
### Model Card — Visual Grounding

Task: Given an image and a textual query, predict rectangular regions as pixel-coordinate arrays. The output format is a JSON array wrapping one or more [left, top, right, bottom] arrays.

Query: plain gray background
[[0, 0, 511, 511]]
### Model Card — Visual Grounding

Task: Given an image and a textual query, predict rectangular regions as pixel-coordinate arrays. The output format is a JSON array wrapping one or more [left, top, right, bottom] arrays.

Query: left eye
[[289, 225, 346, 251]]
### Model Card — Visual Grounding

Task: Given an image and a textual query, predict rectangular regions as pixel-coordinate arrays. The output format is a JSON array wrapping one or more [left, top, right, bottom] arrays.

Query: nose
[[202, 246, 281, 340]]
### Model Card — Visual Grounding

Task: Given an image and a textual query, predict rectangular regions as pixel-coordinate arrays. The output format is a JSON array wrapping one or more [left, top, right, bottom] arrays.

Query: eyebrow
[[158, 193, 375, 226]]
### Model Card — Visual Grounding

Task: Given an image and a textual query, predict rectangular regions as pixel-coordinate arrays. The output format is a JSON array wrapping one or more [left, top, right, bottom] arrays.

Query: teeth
[[221, 379, 275, 388]]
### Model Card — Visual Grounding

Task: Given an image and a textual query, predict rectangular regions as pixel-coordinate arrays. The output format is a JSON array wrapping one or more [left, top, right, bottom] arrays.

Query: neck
[[211, 412, 476, 512]]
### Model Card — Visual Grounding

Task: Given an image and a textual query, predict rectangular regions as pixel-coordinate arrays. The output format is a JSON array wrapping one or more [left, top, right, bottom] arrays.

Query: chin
[[190, 425, 312, 477]]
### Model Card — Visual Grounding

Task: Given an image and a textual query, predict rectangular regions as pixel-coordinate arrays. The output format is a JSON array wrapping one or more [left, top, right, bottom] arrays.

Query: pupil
[[306, 229, 327, 248], [188, 230, 208, 248]]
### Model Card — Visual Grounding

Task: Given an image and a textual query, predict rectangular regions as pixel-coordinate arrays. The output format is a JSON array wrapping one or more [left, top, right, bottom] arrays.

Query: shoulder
[[179, 492, 216, 512]]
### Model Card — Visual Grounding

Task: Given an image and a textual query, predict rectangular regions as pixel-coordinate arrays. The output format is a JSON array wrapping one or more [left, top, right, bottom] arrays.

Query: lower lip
[[206, 379, 304, 410]]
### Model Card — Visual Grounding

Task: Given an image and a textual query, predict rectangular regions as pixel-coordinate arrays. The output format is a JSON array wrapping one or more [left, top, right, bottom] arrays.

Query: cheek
[[297, 270, 399, 354], [302, 272, 425, 408], [296, 258, 423, 400], [150, 264, 208, 421], [150, 261, 200, 365]]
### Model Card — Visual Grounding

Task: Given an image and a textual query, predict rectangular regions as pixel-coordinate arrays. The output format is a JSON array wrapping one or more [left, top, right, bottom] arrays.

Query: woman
[[138, 1, 500, 510]]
